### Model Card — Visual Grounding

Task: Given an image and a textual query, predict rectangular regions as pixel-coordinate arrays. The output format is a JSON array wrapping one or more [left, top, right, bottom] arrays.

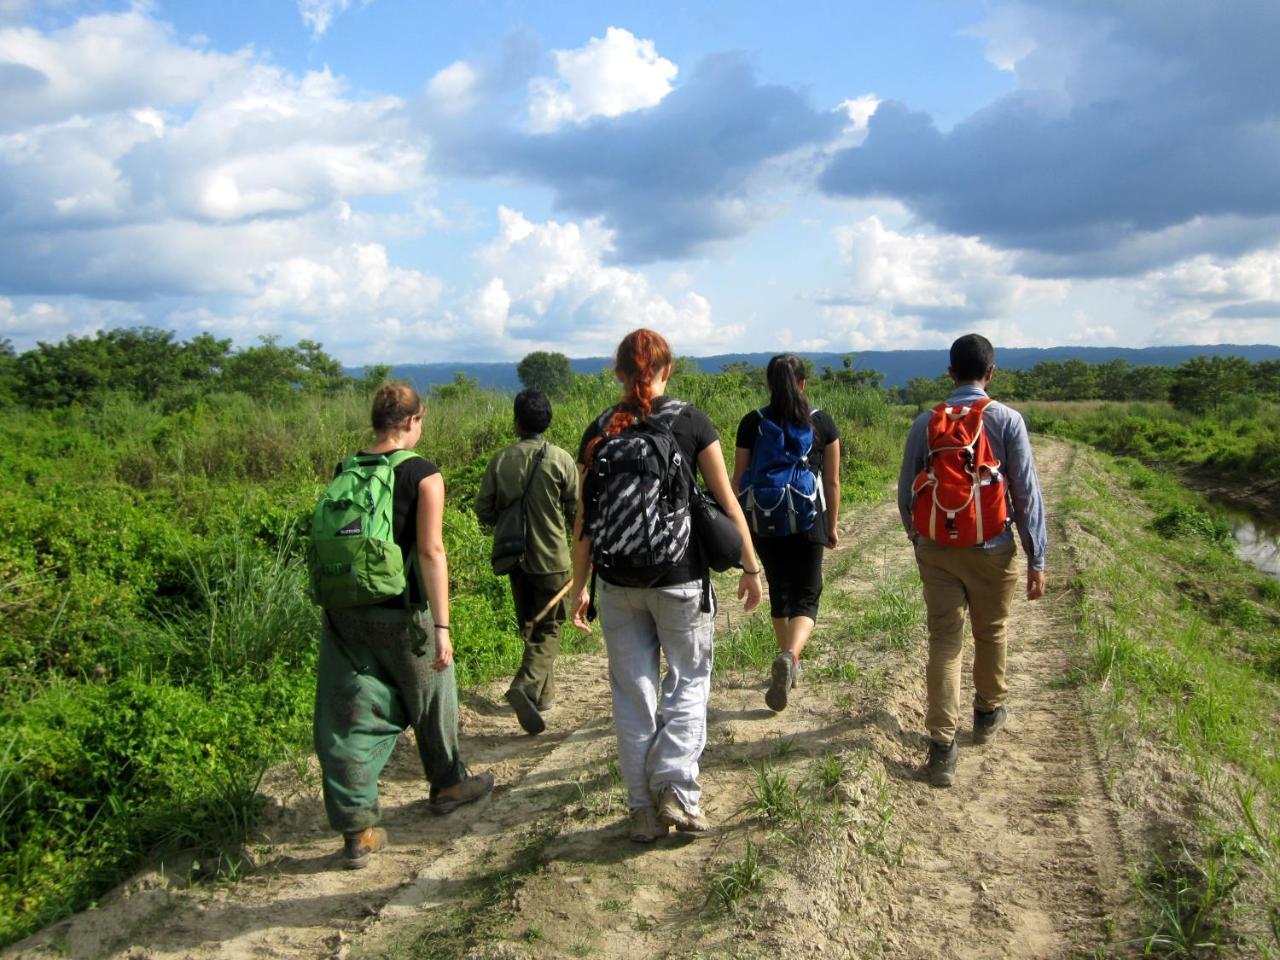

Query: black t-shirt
[[334, 450, 440, 607], [735, 407, 840, 544], [577, 396, 720, 587]]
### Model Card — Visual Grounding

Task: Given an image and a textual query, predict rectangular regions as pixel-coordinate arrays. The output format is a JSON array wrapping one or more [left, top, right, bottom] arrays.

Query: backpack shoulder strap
[[387, 450, 422, 469]]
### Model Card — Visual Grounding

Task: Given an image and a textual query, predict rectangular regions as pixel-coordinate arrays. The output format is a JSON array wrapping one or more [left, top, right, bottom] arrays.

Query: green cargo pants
[[314, 606, 466, 834], [508, 568, 569, 708]]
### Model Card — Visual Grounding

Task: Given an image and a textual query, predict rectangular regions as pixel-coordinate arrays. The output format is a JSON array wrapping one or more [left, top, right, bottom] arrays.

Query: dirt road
[[9, 438, 1130, 960]]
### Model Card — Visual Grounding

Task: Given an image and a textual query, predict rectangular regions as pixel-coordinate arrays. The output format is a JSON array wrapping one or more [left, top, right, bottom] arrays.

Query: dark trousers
[[508, 568, 568, 707], [754, 534, 826, 621], [314, 608, 466, 833]]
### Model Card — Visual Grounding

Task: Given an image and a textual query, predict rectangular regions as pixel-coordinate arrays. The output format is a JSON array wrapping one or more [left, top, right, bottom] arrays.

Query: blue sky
[[1, 0, 1278, 362]]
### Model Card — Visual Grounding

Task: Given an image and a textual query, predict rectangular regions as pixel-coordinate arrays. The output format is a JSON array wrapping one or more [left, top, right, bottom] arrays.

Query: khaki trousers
[[914, 538, 1019, 744]]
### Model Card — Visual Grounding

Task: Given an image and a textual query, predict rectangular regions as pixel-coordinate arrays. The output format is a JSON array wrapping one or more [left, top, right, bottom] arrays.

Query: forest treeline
[[3, 328, 1280, 414]]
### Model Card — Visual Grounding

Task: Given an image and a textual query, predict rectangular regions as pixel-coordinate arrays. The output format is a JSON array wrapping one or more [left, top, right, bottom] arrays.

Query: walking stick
[[522, 580, 573, 641]]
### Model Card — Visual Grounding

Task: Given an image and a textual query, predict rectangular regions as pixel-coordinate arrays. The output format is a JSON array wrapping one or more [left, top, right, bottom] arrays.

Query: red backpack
[[911, 398, 1008, 547]]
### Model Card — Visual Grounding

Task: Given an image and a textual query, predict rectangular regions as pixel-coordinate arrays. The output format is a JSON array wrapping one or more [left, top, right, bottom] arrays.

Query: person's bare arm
[[415, 473, 453, 670], [569, 465, 593, 631], [822, 438, 841, 549]]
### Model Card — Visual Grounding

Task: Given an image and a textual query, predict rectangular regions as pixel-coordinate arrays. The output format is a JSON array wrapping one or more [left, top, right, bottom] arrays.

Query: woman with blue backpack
[[734, 354, 842, 713], [569, 328, 762, 843], [311, 382, 494, 869]]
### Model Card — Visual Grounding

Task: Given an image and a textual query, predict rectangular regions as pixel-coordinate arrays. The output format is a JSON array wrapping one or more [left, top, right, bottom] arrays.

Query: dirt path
[[8, 438, 1130, 960]]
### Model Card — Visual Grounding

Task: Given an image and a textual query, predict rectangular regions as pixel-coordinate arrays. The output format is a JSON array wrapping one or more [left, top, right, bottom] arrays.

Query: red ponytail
[[586, 328, 674, 459]]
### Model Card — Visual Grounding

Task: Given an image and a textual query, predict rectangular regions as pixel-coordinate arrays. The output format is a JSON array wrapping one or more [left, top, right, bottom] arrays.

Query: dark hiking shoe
[[535, 699, 555, 712], [656, 785, 710, 834], [342, 826, 387, 869], [765, 652, 797, 713], [973, 706, 1008, 745], [506, 687, 547, 735], [628, 806, 670, 843], [926, 739, 958, 788], [430, 772, 496, 815]]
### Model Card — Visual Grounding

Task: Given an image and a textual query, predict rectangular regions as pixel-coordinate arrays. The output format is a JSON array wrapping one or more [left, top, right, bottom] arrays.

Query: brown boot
[[342, 826, 387, 869]]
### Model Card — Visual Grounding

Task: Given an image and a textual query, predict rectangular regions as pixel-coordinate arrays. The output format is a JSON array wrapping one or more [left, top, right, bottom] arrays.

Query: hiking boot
[[628, 806, 670, 843], [535, 699, 555, 713], [430, 771, 496, 815], [505, 687, 546, 735], [342, 826, 387, 869], [656, 784, 710, 834], [765, 652, 798, 713], [926, 739, 958, 788], [972, 706, 1008, 745]]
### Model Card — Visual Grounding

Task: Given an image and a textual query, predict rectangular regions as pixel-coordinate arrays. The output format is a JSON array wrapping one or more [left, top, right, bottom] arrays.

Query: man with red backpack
[[898, 334, 1047, 788]]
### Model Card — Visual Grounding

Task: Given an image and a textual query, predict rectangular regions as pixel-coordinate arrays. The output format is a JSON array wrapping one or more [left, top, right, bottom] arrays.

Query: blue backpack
[[737, 408, 823, 537]]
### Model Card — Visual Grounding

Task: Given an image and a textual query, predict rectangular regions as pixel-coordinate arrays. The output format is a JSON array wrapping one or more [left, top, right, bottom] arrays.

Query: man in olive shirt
[[475, 390, 579, 735]]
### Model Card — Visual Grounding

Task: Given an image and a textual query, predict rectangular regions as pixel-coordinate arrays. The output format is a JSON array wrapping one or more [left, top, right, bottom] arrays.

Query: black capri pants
[[753, 533, 826, 621]]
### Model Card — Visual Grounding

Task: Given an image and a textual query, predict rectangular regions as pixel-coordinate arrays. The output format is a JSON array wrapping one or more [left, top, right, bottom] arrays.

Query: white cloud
[[425, 60, 478, 114], [297, 0, 369, 38], [831, 215, 1068, 322], [1143, 248, 1280, 304], [0, 10, 245, 129], [528, 27, 677, 132], [471, 207, 735, 355]]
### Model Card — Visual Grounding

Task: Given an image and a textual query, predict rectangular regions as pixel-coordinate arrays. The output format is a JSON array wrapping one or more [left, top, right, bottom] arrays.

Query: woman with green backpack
[[311, 382, 494, 869], [733, 354, 842, 713]]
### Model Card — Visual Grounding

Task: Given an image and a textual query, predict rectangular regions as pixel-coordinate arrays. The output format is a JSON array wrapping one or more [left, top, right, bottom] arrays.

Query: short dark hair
[[514, 389, 552, 435], [949, 334, 996, 382]]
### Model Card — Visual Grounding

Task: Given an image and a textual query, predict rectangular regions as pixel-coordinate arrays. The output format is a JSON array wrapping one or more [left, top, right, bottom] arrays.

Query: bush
[[1152, 506, 1234, 548]]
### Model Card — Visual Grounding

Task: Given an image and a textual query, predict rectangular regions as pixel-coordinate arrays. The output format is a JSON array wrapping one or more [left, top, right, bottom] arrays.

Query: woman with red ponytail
[[569, 329, 761, 843]]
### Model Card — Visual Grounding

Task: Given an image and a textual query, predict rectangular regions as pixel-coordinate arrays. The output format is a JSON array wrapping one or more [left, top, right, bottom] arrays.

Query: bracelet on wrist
[[741, 567, 761, 576], [434, 624, 450, 632]]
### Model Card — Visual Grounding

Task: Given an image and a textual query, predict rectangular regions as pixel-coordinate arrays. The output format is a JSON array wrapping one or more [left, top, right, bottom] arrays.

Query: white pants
[[598, 579, 715, 812]]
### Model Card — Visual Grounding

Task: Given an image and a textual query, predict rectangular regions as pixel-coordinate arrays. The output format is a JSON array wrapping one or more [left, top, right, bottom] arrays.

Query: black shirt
[[735, 407, 840, 544], [335, 450, 440, 607], [577, 396, 720, 587]]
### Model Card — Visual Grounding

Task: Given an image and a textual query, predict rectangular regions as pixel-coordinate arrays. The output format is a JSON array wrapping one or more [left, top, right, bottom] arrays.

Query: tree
[[516, 351, 574, 396], [358, 364, 394, 393], [819, 355, 883, 391], [1252, 359, 1280, 401], [1169, 355, 1252, 414], [0, 338, 16, 405], [220, 335, 349, 401]]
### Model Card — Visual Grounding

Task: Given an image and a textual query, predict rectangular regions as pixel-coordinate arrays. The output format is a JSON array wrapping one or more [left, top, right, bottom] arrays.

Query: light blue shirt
[[897, 385, 1047, 571]]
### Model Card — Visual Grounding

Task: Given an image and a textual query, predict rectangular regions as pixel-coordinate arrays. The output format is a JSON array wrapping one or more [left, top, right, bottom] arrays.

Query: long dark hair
[[765, 354, 810, 428]]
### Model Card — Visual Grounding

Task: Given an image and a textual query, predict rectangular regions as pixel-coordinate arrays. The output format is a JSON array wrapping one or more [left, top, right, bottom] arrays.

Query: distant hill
[[351, 344, 1280, 392]]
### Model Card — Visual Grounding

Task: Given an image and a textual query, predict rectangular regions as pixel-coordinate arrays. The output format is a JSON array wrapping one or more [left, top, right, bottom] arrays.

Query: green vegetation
[[1021, 399, 1280, 481], [0, 332, 907, 947], [708, 840, 770, 914], [1061, 449, 1280, 954]]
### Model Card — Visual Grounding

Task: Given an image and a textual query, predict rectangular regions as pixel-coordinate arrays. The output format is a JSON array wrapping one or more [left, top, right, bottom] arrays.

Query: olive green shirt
[[474, 436, 579, 575]]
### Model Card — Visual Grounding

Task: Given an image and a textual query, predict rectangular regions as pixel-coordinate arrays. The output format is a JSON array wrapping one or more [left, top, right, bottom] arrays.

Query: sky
[[1, 0, 1279, 363]]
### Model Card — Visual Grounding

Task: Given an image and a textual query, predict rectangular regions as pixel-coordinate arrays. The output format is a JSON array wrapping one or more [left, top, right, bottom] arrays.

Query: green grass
[[1062, 447, 1280, 954], [708, 841, 770, 914]]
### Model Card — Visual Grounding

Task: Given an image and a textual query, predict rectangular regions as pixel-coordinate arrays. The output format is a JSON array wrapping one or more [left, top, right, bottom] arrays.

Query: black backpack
[[582, 401, 692, 588]]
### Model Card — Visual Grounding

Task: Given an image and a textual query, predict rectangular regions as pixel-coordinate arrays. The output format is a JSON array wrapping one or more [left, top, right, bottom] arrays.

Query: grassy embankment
[[0, 371, 904, 948], [1056, 447, 1280, 956], [1021, 398, 1280, 492]]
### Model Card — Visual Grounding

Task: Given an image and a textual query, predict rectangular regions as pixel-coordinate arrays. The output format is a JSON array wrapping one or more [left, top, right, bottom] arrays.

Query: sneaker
[[429, 771, 496, 815], [656, 784, 710, 833], [973, 706, 1008, 745], [342, 826, 387, 869], [628, 806, 670, 843], [505, 687, 546, 735], [765, 652, 797, 713], [926, 739, 958, 788], [535, 699, 555, 713]]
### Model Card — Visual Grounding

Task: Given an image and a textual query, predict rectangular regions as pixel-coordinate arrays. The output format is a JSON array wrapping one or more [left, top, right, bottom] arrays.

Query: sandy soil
[[6, 439, 1133, 960]]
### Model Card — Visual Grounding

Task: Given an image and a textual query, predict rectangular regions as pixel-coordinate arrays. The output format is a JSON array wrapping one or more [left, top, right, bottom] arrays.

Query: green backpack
[[307, 450, 421, 608]]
